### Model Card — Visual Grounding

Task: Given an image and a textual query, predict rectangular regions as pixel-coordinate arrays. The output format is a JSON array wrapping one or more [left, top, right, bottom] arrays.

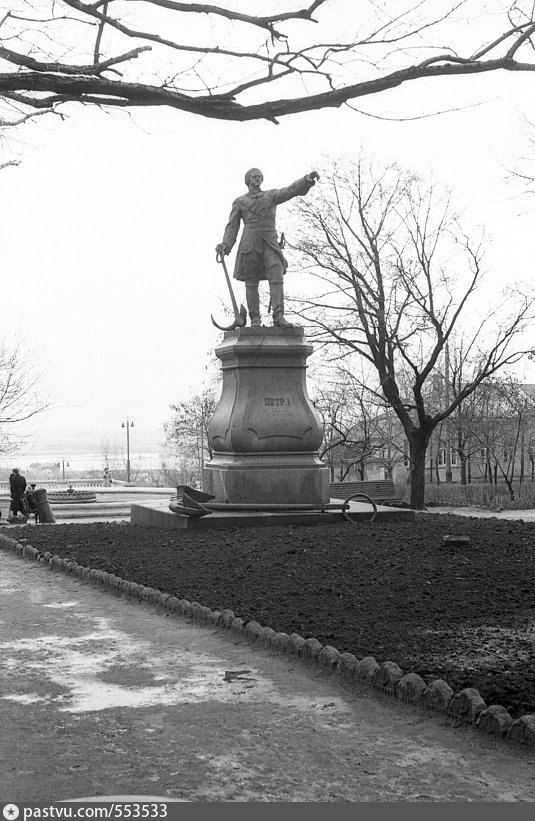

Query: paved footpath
[[424, 507, 535, 521], [1, 552, 535, 803]]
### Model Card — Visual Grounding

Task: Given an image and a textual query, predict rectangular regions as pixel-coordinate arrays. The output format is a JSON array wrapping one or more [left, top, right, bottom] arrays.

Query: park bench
[[329, 479, 404, 507]]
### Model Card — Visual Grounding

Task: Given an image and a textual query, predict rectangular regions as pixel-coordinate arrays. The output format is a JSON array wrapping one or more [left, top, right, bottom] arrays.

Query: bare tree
[[0, 339, 50, 455], [313, 381, 351, 481], [289, 156, 534, 509], [159, 452, 197, 488], [430, 339, 493, 485], [163, 389, 216, 486], [2, 2, 535, 126], [99, 438, 122, 472], [468, 377, 534, 498], [373, 404, 408, 481], [527, 424, 535, 481], [313, 372, 385, 481]]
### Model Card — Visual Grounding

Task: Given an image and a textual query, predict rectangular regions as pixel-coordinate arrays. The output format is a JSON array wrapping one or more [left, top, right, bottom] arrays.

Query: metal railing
[[0, 479, 104, 491]]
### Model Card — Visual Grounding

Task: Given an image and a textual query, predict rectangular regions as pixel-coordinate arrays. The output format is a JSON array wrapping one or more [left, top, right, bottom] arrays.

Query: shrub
[[422, 481, 535, 510]]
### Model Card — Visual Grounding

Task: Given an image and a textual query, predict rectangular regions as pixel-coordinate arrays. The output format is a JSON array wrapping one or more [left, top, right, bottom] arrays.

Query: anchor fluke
[[212, 250, 248, 331], [211, 303, 247, 332]]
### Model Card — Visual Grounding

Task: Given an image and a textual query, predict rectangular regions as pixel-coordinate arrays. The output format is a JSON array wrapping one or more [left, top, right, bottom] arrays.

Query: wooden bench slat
[[329, 479, 403, 504]]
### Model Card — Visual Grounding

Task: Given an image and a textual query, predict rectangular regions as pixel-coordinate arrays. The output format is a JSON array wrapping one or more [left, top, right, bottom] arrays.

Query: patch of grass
[[394, 481, 535, 510]]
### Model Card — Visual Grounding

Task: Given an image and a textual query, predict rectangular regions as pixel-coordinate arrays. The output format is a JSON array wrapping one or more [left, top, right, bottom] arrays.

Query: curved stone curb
[[1, 532, 534, 751]]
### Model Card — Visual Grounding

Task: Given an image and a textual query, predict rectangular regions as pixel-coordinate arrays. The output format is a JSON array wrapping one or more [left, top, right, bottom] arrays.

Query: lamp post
[[121, 417, 134, 484], [58, 458, 69, 480]]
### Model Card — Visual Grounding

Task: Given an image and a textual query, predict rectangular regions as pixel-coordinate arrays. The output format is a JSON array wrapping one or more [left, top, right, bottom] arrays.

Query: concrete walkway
[[424, 506, 535, 521], [1, 551, 535, 802]]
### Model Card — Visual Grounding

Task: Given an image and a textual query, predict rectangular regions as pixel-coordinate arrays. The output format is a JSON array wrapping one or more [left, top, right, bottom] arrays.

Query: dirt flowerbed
[[3, 514, 535, 719]]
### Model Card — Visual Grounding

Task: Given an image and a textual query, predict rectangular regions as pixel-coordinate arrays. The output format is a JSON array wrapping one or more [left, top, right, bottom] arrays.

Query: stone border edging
[[1, 532, 534, 750]]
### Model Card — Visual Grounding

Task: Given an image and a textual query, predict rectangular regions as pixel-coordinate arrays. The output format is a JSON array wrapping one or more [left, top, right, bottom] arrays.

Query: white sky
[[1, 2, 535, 462]]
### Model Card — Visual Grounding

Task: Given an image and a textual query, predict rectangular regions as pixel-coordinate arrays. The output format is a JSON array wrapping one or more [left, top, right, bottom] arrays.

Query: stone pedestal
[[204, 327, 329, 505]]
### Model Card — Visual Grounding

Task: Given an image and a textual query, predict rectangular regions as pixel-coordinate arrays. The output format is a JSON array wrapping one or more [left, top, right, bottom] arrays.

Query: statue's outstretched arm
[[273, 172, 319, 205]]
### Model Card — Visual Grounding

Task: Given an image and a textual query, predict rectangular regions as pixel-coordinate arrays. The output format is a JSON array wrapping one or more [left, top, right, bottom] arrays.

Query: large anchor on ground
[[211, 250, 247, 331]]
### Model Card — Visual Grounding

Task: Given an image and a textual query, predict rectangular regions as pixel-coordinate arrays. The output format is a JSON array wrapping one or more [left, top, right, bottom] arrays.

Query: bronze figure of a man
[[216, 168, 319, 327]]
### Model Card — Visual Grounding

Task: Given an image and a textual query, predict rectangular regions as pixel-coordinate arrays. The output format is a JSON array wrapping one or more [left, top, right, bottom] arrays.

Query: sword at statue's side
[[211, 250, 247, 332]]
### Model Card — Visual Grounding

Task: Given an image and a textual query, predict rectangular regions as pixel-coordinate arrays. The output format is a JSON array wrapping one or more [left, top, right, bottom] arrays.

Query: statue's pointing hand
[[306, 170, 320, 183]]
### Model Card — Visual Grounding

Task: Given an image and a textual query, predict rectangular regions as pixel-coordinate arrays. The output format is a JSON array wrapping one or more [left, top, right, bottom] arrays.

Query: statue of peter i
[[216, 168, 319, 327]]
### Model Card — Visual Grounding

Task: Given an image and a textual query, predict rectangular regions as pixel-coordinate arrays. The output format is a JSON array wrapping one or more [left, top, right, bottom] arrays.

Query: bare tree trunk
[[458, 425, 467, 484], [459, 453, 468, 485], [504, 475, 515, 501], [409, 432, 429, 510], [445, 343, 452, 483]]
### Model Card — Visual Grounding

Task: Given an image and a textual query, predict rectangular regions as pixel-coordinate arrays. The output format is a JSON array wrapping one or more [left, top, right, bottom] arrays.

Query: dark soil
[[3, 514, 535, 719]]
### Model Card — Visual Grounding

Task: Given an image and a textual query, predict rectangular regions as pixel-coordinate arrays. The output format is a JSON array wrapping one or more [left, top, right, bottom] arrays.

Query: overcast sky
[[1, 3, 535, 464]]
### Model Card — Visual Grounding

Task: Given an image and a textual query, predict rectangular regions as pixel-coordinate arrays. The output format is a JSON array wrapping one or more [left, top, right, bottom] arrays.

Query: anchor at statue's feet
[[211, 250, 247, 332]]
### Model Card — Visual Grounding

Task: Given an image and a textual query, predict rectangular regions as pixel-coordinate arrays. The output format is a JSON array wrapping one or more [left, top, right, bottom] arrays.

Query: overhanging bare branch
[[1, 2, 535, 124]]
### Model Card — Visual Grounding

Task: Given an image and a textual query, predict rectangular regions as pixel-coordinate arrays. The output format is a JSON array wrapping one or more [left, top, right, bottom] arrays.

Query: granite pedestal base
[[203, 452, 329, 505], [205, 326, 329, 505]]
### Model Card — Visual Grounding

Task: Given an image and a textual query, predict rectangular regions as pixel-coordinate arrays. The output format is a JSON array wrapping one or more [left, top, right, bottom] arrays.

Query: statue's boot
[[270, 282, 294, 327], [246, 284, 261, 326]]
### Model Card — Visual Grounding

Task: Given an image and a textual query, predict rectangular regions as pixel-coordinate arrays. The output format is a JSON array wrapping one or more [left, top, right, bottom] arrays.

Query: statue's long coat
[[222, 176, 315, 281]]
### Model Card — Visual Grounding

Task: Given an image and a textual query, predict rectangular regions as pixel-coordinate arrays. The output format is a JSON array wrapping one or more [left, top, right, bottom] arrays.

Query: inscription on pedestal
[[264, 397, 291, 407]]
